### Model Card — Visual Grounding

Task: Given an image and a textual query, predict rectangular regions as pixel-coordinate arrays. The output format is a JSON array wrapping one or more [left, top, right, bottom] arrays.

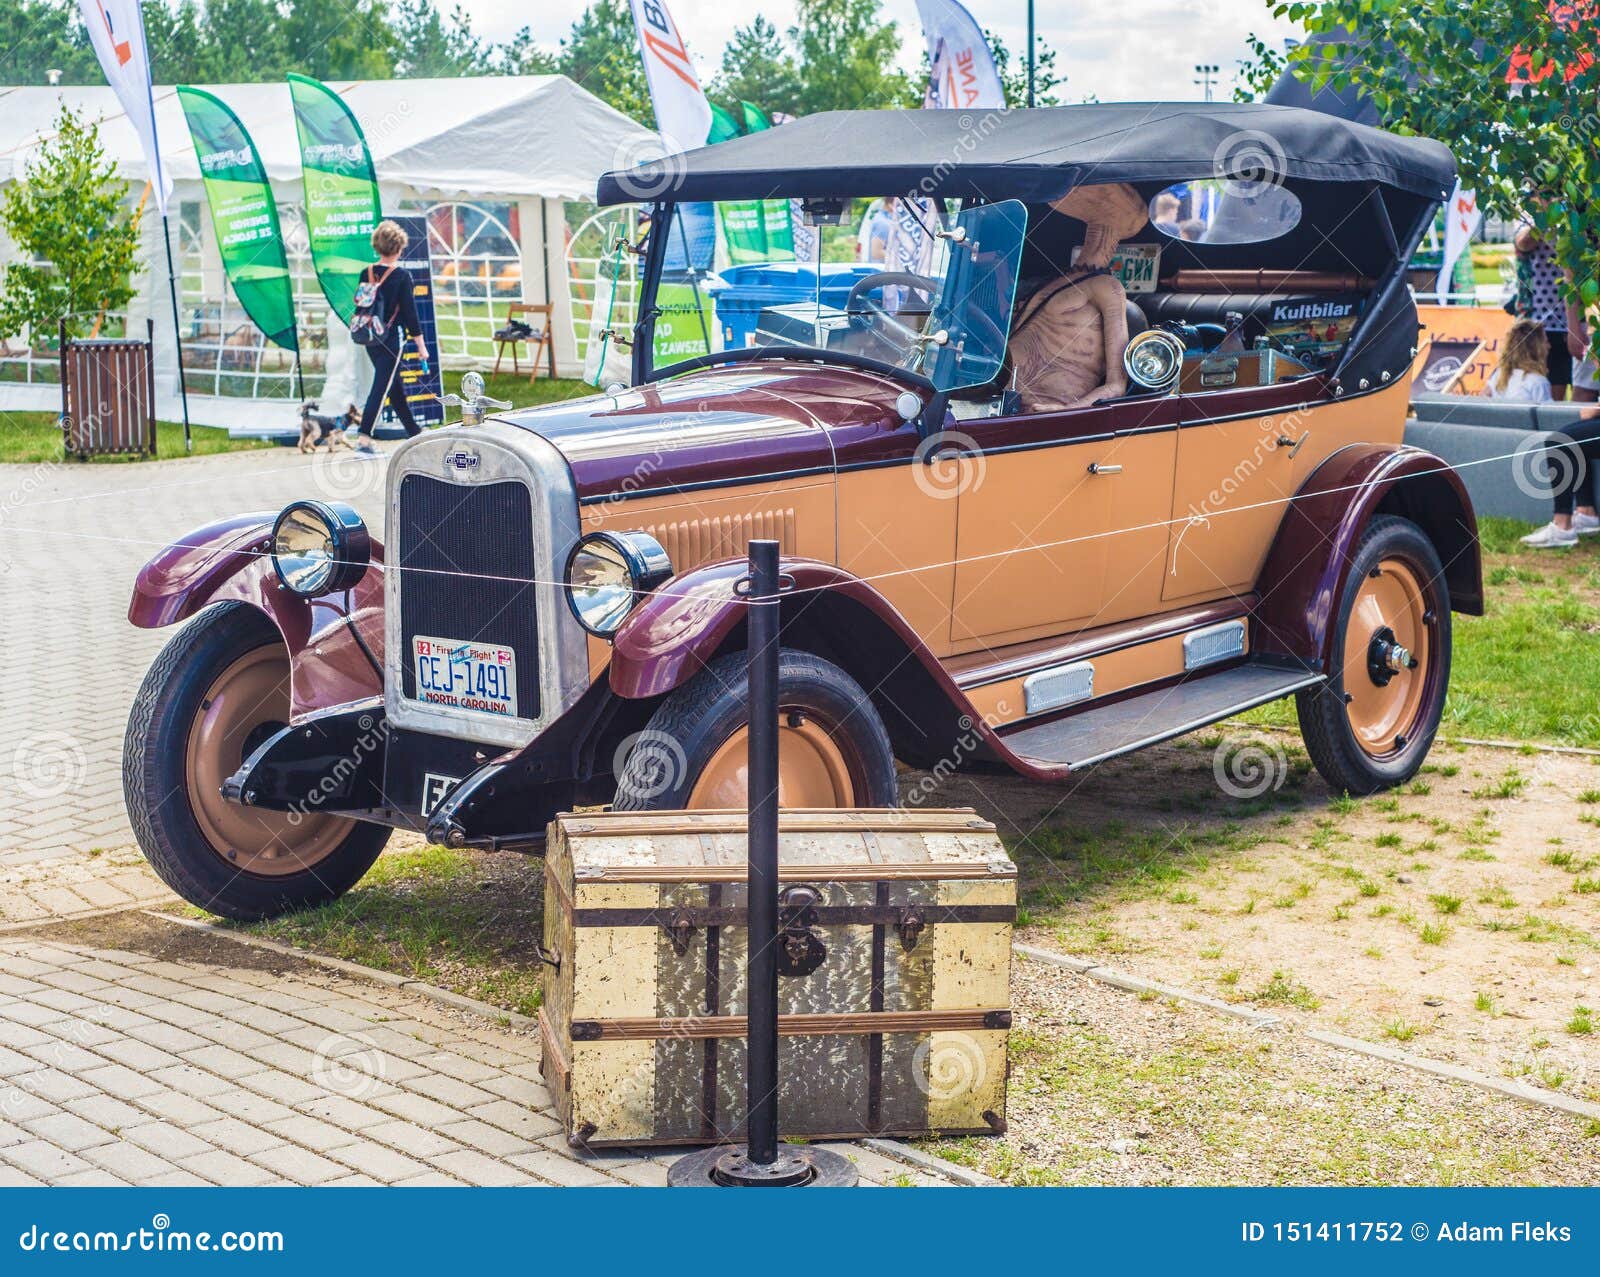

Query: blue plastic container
[[708, 262, 880, 350]]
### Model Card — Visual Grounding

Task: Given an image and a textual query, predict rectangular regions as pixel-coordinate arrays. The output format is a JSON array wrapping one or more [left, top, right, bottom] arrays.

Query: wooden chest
[[539, 808, 1015, 1148]]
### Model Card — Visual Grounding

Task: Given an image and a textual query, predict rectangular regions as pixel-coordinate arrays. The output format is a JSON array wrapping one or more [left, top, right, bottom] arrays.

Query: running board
[[999, 660, 1323, 771]]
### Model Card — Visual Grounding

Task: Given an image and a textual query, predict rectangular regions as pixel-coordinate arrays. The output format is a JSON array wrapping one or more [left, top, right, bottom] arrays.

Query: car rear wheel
[[612, 649, 899, 810], [1296, 515, 1452, 795], [124, 602, 390, 920]]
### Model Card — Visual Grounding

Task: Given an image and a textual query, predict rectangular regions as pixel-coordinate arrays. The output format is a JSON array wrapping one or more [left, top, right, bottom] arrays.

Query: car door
[[948, 395, 1181, 650], [1162, 377, 1311, 605]]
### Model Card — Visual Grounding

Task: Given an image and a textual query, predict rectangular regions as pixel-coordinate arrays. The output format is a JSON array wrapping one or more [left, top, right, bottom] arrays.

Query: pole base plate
[[667, 1142, 860, 1188]]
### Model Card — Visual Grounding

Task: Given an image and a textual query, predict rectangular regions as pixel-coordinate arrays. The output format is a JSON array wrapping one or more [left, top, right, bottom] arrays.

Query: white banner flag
[[1440, 182, 1481, 303], [78, 0, 169, 213], [629, 0, 712, 154], [916, 0, 1006, 110]]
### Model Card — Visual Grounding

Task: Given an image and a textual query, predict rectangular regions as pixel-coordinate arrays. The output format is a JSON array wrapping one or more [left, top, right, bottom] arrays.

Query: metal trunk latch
[[666, 909, 697, 957], [895, 906, 927, 952], [775, 885, 827, 978]]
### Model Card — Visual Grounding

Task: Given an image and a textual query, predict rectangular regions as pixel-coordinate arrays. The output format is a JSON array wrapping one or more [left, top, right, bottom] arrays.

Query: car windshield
[[644, 197, 1026, 393]]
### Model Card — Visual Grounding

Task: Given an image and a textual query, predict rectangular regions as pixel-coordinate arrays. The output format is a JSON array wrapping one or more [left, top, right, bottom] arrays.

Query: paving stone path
[[0, 926, 951, 1187], [0, 447, 391, 869]]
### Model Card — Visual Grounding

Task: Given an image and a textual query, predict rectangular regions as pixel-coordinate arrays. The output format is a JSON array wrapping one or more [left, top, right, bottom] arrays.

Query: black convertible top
[[596, 102, 1455, 207]]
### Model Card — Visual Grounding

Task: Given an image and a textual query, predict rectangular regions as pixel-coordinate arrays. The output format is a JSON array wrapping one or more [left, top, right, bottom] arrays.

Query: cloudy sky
[[456, 0, 1300, 105]]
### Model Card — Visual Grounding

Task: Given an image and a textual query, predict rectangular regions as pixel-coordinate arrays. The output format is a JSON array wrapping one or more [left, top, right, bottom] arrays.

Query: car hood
[[492, 361, 912, 501]]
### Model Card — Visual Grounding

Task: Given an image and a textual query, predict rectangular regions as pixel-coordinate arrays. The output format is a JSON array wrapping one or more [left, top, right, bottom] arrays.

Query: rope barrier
[[0, 437, 1587, 605]]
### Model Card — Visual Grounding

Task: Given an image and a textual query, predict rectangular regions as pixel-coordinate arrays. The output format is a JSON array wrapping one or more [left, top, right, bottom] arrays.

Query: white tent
[[0, 77, 661, 430]]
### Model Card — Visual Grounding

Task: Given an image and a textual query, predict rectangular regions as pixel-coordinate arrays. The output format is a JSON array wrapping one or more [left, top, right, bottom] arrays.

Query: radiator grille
[[635, 508, 796, 571], [397, 474, 540, 720]]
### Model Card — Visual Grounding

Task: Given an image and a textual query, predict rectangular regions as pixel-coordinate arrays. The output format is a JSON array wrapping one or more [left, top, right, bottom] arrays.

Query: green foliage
[[712, 17, 804, 118], [788, 0, 914, 113], [557, 0, 653, 126], [1234, 31, 1287, 102], [392, 0, 484, 77], [0, 107, 142, 346], [987, 28, 1067, 107], [1272, 3, 1600, 347]]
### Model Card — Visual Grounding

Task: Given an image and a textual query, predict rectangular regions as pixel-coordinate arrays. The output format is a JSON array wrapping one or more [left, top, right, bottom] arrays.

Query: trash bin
[[708, 262, 881, 350]]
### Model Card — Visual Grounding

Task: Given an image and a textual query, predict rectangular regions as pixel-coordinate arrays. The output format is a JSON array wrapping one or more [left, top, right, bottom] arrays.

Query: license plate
[[411, 635, 517, 718]]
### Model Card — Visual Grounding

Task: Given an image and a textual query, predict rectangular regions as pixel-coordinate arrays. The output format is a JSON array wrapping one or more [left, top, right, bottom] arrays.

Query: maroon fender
[[128, 513, 387, 717], [1254, 443, 1482, 669]]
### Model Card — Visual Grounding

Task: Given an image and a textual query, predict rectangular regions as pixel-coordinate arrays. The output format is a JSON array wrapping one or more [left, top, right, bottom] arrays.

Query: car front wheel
[[124, 602, 390, 920], [611, 649, 899, 810], [1296, 515, 1452, 795]]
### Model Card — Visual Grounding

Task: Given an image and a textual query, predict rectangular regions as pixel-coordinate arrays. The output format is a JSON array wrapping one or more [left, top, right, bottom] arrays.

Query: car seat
[[1006, 183, 1149, 413]]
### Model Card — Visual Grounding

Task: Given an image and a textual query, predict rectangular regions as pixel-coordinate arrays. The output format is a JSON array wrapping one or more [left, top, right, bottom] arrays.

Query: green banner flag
[[177, 86, 298, 353], [287, 74, 382, 326], [708, 101, 794, 265], [739, 101, 772, 133]]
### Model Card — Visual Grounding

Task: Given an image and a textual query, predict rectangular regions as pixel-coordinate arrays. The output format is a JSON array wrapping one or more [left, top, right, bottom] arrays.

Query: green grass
[[222, 843, 545, 1017], [1, 375, 593, 466], [0, 409, 274, 464]]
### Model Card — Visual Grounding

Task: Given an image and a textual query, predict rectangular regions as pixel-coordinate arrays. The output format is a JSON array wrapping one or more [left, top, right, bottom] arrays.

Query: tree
[[1232, 31, 1286, 103], [0, 0, 100, 84], [558, 0, 653, 126], [712, 17, 804, 118], [497, 26, 560, 76], [1274, 4, 1600, 336], [0, 107, 143, 346], [789, 0, 914, 114], [954, 28, 1066, 107], [394, 0, 488, 77]]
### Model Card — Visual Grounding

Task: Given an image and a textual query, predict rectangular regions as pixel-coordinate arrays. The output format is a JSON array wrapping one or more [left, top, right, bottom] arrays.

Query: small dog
[[298, 401, 357, 454]]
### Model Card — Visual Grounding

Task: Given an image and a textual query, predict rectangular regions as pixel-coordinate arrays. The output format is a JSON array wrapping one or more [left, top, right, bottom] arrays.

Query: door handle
[[1276, 431, 1310, 458], [1087, 462, 1123, 475]]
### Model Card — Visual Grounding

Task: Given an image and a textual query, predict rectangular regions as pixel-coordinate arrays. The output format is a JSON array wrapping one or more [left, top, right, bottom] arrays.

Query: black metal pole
[[667, 541, 856, 1188], [1026, 0, 1036, 108], [744, 537, 781, 1168], [159, 209, 193, 452]]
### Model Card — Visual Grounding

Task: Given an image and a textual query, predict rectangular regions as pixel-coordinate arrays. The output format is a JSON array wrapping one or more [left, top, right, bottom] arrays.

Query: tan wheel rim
[[184, 646, 353, 876], [1342, 557, 1431, 758], [686, 715, 858, 809]]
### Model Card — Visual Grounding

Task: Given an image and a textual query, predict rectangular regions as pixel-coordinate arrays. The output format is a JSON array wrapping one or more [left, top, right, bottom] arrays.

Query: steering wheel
[[845, 271, 941, 346]]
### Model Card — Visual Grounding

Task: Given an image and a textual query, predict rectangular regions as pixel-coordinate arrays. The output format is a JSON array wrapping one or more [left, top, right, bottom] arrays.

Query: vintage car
[[125, 103, 1480, 919]]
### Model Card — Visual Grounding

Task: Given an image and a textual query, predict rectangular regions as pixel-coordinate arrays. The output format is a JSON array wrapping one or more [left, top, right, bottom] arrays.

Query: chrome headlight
[[564, 531, 672, 636], [271, 500, 370, 597], [1123, 329, 1187, 391]]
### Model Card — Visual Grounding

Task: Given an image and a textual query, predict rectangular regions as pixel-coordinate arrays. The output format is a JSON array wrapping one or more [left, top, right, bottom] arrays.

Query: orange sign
[[1414, 304, 1514, 395]]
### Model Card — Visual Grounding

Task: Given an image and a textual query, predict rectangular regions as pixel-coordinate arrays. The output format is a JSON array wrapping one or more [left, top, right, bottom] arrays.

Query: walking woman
[[351, 219, 429, 452]]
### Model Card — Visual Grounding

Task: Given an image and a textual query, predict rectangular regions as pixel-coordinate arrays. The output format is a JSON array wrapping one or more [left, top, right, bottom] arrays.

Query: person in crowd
[[1483, 318, 1553, 402], [352, 219, 429, 453], [1512, 215, 1574, 398], [1496, 312, 1600, 547], [861, 197, 894, 263], [1151, 190, 1182, 236]]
